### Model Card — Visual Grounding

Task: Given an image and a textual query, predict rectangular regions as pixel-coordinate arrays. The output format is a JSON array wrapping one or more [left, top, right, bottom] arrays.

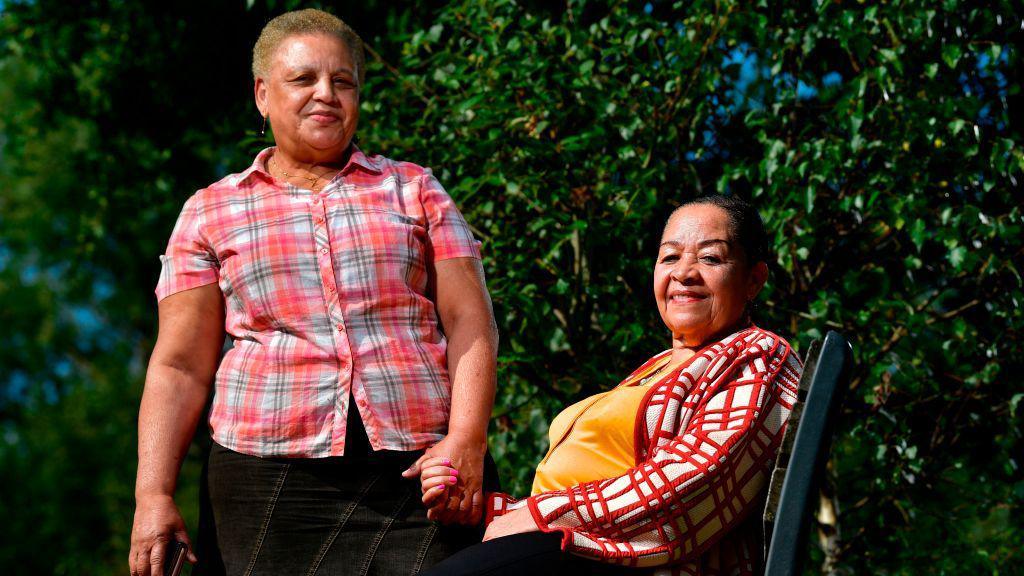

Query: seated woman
[[411, 195, 803, 575]]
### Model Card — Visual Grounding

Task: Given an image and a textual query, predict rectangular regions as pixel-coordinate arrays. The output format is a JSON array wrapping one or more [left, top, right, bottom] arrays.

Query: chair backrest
[[762, 331, 853, 576]]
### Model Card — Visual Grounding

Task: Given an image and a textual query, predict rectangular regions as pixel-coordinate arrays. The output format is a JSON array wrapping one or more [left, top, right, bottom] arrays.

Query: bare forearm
[[425, 257, 496, 522], [130, 285, 222, 573], [445, 313, 498, 441], [135, 366, 211, 499]]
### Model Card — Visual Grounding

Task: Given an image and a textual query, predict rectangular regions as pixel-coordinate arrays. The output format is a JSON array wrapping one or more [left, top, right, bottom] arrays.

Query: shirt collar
[[345, 144, 383, 174], [236, 144, 382, 187]]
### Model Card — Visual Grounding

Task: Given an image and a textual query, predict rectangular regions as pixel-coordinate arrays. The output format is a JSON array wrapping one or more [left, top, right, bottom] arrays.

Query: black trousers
[[417, 531, 632, 576], [194, 402, 498, 576]]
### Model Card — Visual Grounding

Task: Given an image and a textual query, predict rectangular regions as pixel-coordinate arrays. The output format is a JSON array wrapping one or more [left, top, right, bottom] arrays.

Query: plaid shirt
[[156, 147, 481, 457], [488, 327, 802, 575]]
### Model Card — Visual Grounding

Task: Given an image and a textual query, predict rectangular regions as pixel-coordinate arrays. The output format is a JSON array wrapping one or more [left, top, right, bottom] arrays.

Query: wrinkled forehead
[[660, 204, 735, 247]]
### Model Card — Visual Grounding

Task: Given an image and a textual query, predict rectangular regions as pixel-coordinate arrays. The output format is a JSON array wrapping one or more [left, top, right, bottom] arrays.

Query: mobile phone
[[163, 540, 188, 576]]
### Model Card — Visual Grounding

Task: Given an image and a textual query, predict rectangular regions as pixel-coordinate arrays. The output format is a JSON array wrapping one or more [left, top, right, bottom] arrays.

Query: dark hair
[[668, 195, 770, 266]]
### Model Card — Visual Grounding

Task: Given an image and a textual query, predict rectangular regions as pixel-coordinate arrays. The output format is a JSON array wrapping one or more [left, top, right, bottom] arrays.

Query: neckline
[[622, 351, 695, 388], [621, 330, 732, 389]]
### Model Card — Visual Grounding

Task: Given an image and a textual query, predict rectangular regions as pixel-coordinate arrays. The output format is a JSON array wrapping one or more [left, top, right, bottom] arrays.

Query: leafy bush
[[1, 0, 1020, 574]]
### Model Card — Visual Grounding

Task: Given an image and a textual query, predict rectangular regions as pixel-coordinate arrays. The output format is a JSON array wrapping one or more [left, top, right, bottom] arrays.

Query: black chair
[[762, 331, 853, 576]]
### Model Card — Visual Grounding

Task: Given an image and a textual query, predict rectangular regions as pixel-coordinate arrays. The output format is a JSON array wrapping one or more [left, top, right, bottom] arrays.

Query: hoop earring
[[261, 115, 268, 136]]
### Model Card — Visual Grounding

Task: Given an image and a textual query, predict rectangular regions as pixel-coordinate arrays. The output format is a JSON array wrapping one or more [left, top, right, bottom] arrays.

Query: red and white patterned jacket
[[488, 326, 802, 575]]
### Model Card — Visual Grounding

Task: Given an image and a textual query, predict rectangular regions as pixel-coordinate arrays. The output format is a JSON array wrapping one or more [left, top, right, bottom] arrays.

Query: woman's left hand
[[403, 433, 486, 525], [482, 506, 540, 541]]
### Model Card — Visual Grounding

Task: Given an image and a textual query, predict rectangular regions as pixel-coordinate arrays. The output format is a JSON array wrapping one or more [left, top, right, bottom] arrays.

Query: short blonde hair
[[252, 9, 366, 86]]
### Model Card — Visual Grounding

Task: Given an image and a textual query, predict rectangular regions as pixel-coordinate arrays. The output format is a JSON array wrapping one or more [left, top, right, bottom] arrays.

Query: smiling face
[[254, 34, 359, 164], [654, 204, 768, 348]]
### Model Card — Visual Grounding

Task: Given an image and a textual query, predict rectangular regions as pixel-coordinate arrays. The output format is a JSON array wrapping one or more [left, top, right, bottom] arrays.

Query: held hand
[[404, 455, 460, 507], [402, 434, 486, 525], [482, 505, 540, 541], [129, 494, 196, 576]]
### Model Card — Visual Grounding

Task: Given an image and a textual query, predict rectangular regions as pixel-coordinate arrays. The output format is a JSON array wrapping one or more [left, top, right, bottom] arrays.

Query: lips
[[668, 290, 707, 304], [307, 110, 340, 123]]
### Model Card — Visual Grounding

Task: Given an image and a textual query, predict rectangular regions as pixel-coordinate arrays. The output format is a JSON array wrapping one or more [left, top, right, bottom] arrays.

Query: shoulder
[[202, 169, 264, 197], [183, 165, 275, 214], [191, 147, 277, 203], [731, 326, 802, 383], [179, 182, 227, 218], [364, 152, 438, 185], [729, 325, 791, 354], [168, 170, 260, 230], [372, 154, 425, 173], [206, 171, 249, 192]]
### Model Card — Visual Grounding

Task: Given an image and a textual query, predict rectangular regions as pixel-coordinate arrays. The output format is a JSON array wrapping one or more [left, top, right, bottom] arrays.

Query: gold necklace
[[271, 158, 323, 189], [639, 358, 686, 386]]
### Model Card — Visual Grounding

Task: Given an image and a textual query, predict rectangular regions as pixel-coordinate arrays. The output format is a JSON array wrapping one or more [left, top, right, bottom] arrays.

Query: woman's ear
[[748, 261, 769, 299], [254, 77, 268, 117]]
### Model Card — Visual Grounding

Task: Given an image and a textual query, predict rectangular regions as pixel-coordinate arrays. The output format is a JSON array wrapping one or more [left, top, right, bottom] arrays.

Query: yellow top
[[531, 354, 685, 495]]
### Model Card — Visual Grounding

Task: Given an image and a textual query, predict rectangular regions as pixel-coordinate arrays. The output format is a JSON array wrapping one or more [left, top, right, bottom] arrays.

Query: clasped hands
[[401, 435, 539, 541], [402, 434, 485, 525]]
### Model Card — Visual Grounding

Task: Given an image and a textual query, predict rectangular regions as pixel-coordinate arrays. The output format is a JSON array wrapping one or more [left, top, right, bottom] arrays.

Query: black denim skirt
[[194, 408, 497, 576]]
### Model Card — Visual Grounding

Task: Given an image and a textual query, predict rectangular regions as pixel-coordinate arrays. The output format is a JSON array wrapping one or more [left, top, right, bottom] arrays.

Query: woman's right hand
[[130, 286, 220, 575], [129, 494, 196, 576]]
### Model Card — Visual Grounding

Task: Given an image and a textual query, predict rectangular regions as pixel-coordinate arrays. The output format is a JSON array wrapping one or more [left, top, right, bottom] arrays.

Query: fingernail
[[448, 475, 457, 484], [451, 469, 459, 476]]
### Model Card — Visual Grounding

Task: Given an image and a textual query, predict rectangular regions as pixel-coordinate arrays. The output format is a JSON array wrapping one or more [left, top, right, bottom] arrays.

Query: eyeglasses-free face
[[255, 33, 360, 165], [654, 204, 767, 348]]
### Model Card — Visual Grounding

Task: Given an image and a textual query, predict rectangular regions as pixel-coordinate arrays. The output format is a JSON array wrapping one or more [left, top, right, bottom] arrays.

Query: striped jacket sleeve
[[525, 331, 802, 567]]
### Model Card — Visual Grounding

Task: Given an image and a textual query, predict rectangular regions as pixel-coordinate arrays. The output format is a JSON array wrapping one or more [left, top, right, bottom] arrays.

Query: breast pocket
[[333, 206, 429, 296], [217, 209, 321, 331]]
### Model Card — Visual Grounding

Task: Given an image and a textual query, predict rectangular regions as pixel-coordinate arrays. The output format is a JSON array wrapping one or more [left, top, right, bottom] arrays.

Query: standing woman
[[128, 9, 497, 576]]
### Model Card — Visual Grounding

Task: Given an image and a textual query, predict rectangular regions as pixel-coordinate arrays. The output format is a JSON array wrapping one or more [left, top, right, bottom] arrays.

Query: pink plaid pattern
[[488, 327, 802, 575], [156, 146, 481, 457]]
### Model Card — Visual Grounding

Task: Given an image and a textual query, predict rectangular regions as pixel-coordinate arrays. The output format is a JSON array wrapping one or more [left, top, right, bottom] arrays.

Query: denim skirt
[[195, 411, 495, 576]]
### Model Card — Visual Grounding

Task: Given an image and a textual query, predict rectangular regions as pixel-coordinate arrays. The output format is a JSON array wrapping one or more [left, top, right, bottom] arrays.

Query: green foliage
[[360, 4, 1024, 572], [1, 0, 1021, 574]]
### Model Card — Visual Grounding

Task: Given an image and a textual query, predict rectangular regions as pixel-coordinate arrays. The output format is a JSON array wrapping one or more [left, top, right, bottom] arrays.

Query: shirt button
[[328, 285, 336, 293], [312, 196, 321, 205], [315, 216, 324, 223], [321, 248, 329, 254], [336, 323, 345, 332]]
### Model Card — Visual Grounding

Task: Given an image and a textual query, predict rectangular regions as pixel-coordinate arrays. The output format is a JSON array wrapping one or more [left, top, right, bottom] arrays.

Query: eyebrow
[[659, 238, 732, 248], [286, 66, 356, 76]]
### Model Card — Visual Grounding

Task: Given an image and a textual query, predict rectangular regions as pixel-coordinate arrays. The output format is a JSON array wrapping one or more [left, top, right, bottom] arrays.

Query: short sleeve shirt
[[156, 146, 481, 457]]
